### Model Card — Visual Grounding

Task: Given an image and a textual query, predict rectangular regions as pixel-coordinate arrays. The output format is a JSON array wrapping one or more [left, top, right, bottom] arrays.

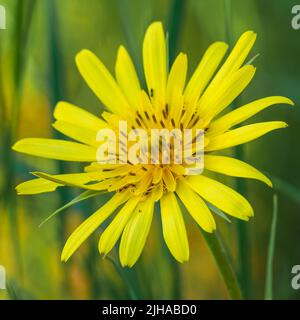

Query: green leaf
[[106, 256, 139, 300], [39, 190, 106, 227], [264, 194, 278, 300], [245, 53, 260, 65], [206, 202, 232, 223], [201, 230, 243, 300], [268, 174, 300, 204]]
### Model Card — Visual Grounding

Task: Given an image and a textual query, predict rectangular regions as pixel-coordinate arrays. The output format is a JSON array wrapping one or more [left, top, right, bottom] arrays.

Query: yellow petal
[[32, 172, 108, 191], [98, 196, 141, 255], [160, 192, 189, 262], [53, 121, 98, 146], [54, 101, 108, 130], [199, 65, 256, 122], [204, 31, 256, 94], [152, 166, 163, 184], [149, 183, 163, 202], [119, 197, 154, 267], [184, 42, 228, 107], [12, 138, 97, 162], [162, 168, 176, 191], [115, 45, 141, 110], [176, 178, 216, 232], [186, 175, 253, 220], [167, 53, 187, 113], [143, 21, 167, 104], [76, 49, 132, 117], [16, 178, 61, 195], [61, 190, 130, 262], [204, 155, 272, 187], [206, 121, 288, 151], [208, 96, 294, 136]]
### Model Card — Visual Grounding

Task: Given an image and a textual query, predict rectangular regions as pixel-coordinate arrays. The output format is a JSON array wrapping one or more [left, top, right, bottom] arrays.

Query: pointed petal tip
[[148, 21, 163, 29], [116, 45, 126, 58], [11, 140, 22, 152], [98, 240, 109, 256], [75, 49, 93, 65], [287, 98, 295, 106], [265, 177, 273, 188], [76, 48, 90, 56], [60, 253, 68, 263], [235, 30, 257, 48], [243, 30, 257, 37], [120, 260, 133, 268], [202, 227, 216, 234], [212, 41, 229, 50], [244, 64, 257, 73], [178, 255, 189, 263], [11, 139, 35, 153]]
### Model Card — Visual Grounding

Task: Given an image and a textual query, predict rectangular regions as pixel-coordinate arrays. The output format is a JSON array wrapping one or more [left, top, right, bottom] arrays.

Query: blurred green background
[[0, 0, 300, 300]]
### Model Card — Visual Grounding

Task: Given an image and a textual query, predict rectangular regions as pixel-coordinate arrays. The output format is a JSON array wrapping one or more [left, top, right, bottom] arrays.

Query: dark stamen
[[190, 115, 200, 128], [165, 104, 169, 116], [162, 109, 167, 119], [136, 118, 142, 126]]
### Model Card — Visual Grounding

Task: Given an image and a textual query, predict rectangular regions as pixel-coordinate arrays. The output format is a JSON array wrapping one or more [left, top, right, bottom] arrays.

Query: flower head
[[13, 22, 293, 267]]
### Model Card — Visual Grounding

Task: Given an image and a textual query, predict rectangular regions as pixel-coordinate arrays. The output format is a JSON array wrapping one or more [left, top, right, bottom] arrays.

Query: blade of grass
[[106, 256, 139, 300], [264, 194, 278, 300], [224, 0, 233, 46], [223, 0, 251, 298], [178, 199, 242, 299], [39, 190, 107, 227], [201, 230, 243, 300], [268, 173, 300, 204], [11, 0, 37, 138], [168, 0, 185, 65], [246, 53, 260, 65], [206, 202, 232, 223], [6, 280, 36, 300], [116, 0, 145, 87], [4, 0, 37, 282]]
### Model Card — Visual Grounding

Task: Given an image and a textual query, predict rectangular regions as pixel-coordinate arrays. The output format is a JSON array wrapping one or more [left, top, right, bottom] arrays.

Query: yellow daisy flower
[[13, 22, 293, 267]]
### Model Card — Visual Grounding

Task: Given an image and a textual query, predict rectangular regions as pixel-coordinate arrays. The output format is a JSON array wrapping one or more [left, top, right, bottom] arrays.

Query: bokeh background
[[0, 0, 300, 300]]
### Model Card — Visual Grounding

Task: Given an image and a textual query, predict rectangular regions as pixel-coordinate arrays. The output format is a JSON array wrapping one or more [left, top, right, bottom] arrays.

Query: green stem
[[236, 173, 251, 298], [264, 194, 278, 300], [168, 0, 185, 66], [47, 0, 74, 298], [201, 230, 243, 300], [106, 256, 139, 300], [116, 0, 144, 87], [11, 0, 36, 139], [224, 0, 232, 46], [223, 0, 251, 298], [5, 0, 36, 281]]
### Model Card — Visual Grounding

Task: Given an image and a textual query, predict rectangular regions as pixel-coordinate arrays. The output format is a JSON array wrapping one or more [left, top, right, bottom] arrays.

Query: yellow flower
[[13, 22, 293, 267]]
